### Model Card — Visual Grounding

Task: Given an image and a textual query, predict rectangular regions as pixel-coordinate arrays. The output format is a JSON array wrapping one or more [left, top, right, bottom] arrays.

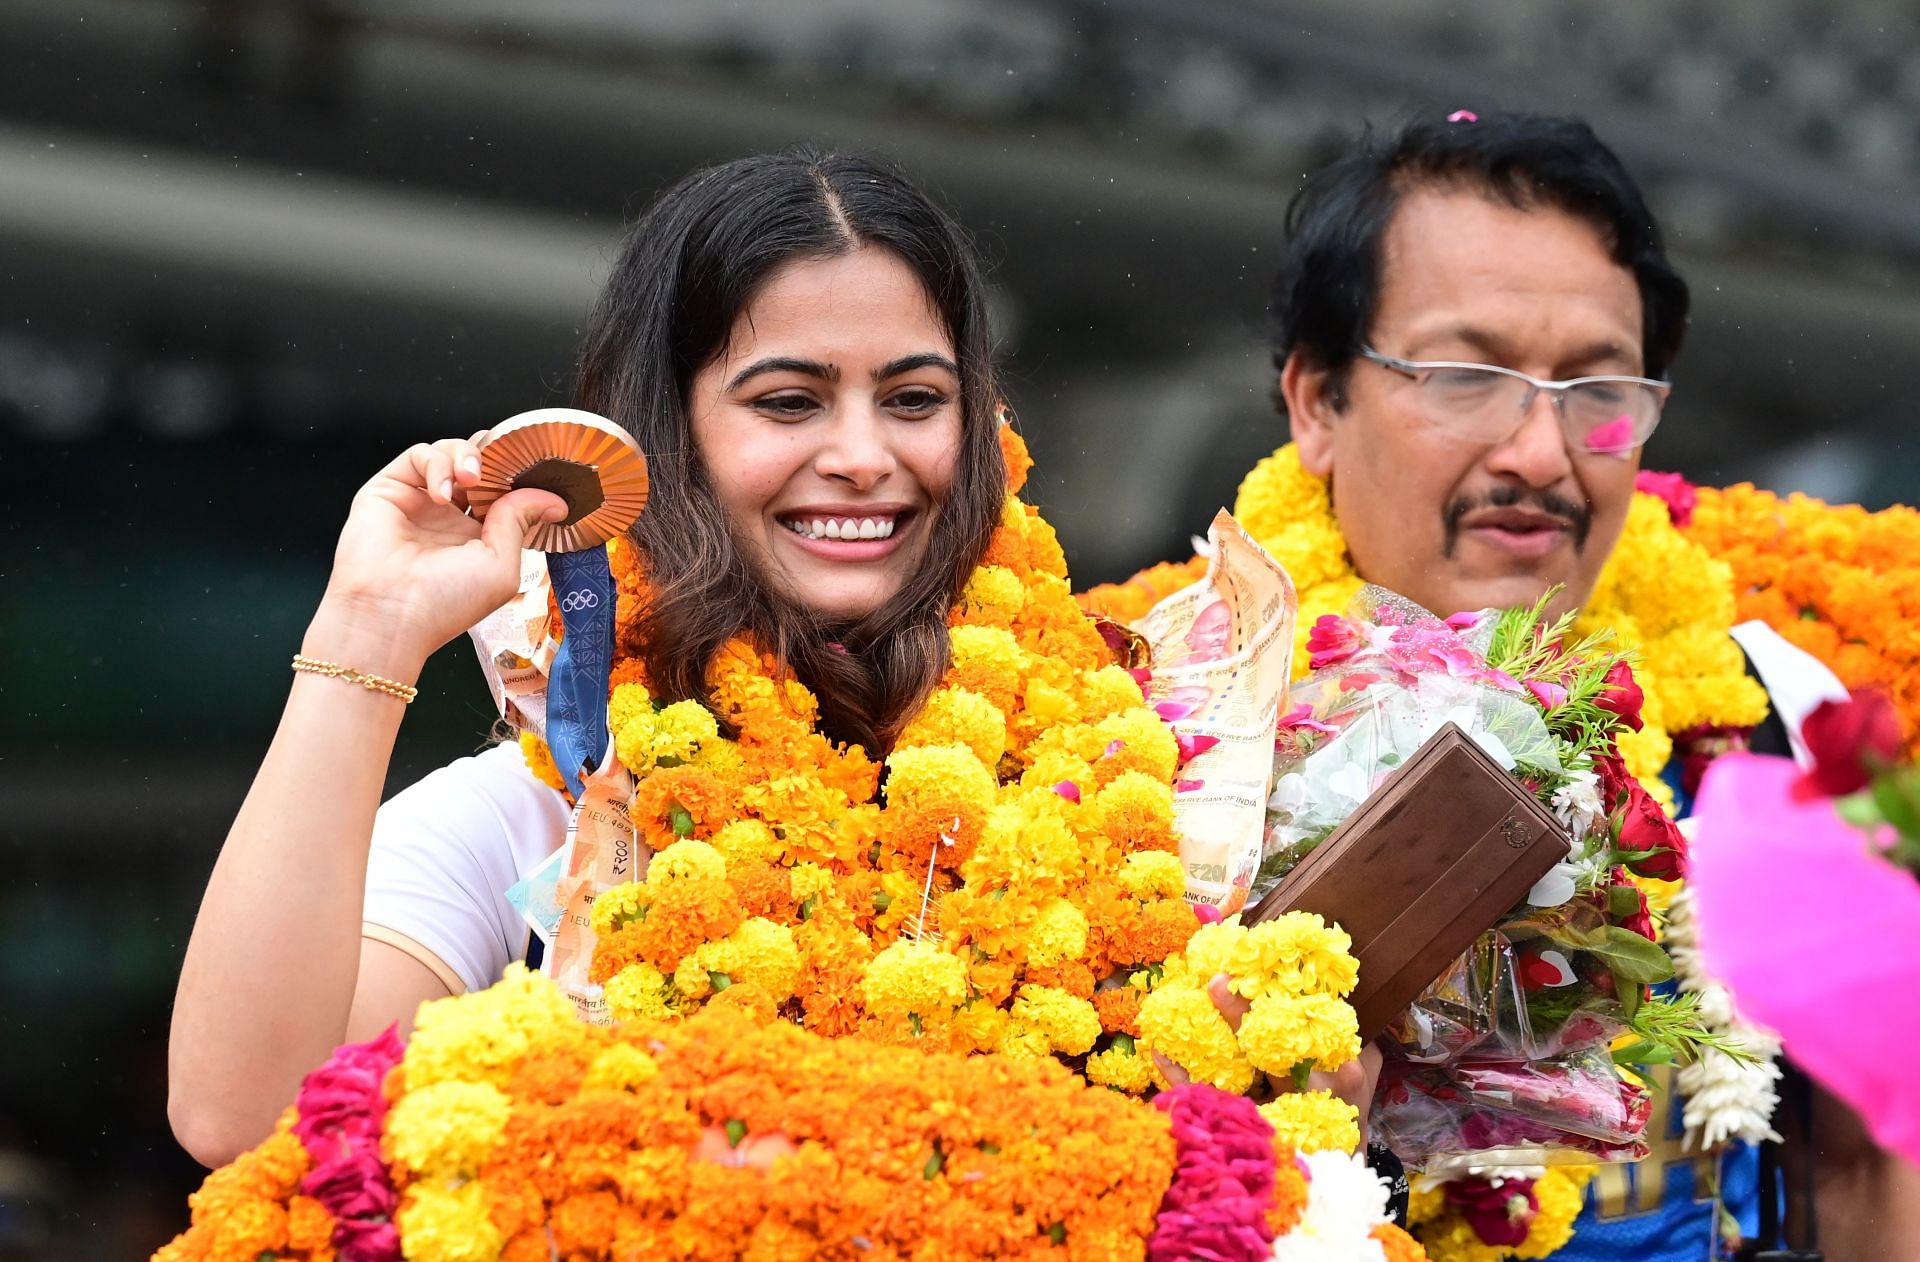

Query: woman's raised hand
[[310, 433, 568, 676]]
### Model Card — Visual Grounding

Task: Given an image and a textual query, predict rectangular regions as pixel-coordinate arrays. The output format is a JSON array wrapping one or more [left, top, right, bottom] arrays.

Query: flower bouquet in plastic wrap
[[1255, 588, 1735, 1171]]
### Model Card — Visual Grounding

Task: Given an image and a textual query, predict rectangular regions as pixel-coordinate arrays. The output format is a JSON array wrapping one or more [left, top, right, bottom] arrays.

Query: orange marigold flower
[[999, 420, 1034, 494], [635, 765, 741, 849], [1373, 1223, 1430, 1261], [1093, 986, 1143, 1037]]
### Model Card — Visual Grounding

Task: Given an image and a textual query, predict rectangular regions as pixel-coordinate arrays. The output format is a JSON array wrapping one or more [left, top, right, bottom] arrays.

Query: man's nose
[[813, 404, 897, 489], [1485, 388, 1575, 487]]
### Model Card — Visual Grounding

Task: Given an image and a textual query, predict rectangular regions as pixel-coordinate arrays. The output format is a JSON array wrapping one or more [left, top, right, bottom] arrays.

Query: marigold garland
[[1683, 482, 1920, 754], [1405, 1166, 1596, 1261], [158, 968, 1429, 1262]]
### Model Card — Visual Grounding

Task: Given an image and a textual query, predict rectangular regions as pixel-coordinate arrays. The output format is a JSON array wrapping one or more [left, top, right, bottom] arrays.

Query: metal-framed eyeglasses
[[1358, 347, 1670, 456]]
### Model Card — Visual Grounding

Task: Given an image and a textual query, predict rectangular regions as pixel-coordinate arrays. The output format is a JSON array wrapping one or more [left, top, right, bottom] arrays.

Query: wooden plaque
[[1246, 723, 1571, 1039]]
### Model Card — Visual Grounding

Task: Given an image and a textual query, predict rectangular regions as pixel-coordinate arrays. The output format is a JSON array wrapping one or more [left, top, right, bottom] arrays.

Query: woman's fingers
[[478, 486, 569, 561], [382, 437, 486, 507], [1206, 973, 1252, 1032]]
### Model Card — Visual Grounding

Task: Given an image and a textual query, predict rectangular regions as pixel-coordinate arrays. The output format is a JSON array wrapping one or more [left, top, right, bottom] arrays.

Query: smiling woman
[[165, 151, 1006, 1167]]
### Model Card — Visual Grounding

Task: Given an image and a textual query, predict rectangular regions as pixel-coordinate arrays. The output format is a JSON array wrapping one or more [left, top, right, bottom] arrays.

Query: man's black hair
[[1272, 110, 1690, 410]]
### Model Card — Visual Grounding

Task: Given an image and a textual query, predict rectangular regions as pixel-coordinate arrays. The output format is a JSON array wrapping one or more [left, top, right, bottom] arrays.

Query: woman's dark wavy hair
[[1272, 110, 1691, 410], [574, 150, 1005, 756]]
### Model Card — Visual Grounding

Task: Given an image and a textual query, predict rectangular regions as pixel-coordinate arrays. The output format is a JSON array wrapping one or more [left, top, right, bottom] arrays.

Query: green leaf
[[909, 1012, 924, 1037], [724, 1119, 748, 1148], [870, 890, 890, 915], [1046, 1223, 1068, 1246], [668, 805, 695, 837], [1290, 1061, 1314, 1090], [1619, 977, 1643, 1024], [979, 1141, 1001, 1155], [1871, 771, 1920, 836], [924, 1148, 946, 1180], [1110, 1033, 1137, 1056], [1607, 886, 1644, 921], [1584, 927, 1674, 984], [1834, 792, 1883, 829], [709, 971, 733, 992], [797, 894, 819, 921]]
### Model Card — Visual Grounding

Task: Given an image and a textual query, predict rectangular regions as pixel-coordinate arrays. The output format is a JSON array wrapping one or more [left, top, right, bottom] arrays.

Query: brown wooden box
[[1246, 722, 1571, 1039]]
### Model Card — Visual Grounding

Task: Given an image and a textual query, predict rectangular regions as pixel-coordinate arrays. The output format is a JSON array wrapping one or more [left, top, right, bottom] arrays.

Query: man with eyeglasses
[[1263, 111, 1855, 1260]]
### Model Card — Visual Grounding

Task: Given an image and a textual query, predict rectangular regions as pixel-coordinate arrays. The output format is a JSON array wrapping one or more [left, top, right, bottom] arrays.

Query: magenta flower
[[1149, 1084, 1279, 1262], [1633, 469, 1697, 527], [1306, 614, 1367, 670]]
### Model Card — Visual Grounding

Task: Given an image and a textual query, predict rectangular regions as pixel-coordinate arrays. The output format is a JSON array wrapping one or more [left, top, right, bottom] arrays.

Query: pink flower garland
[[292, 1025, 406, 1262], [1148, 1083, 1278, 1262]]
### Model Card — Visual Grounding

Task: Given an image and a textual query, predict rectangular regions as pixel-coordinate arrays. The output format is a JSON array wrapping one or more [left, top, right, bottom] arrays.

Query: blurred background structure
[[2, 0, 1916, 1253]]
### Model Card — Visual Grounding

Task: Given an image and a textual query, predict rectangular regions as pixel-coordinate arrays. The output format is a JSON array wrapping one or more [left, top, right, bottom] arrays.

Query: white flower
[[1550, 769, 1604, 839], [1527, 862, 1579, 908], [1271, 1150, 1393, 1261], [1667, 889, 1784, 1148]]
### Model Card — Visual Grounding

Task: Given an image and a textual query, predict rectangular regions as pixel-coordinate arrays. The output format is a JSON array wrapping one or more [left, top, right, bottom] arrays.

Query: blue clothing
[[1550, 1063, 1759, 1260]]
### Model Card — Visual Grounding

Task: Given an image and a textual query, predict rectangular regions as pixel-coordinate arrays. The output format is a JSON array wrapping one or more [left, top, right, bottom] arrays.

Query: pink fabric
[[1692, 753, 1920, 1165]]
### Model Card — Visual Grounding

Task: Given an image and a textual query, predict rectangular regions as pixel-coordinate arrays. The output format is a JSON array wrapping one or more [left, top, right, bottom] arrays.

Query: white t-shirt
[[362, 740, 569, 993], [361, 622, 1846, 995]]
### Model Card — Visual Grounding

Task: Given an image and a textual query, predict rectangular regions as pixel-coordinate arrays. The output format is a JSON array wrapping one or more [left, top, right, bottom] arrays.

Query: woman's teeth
[[784, 517, 896, 541]]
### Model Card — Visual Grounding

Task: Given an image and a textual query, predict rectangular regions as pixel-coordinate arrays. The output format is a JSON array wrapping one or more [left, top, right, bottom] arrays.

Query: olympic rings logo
[[560, 590, 600, 613]]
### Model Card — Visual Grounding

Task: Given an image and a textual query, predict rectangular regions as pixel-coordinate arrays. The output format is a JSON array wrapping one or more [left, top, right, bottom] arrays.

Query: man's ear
[[1280, 352, 1338, 477]]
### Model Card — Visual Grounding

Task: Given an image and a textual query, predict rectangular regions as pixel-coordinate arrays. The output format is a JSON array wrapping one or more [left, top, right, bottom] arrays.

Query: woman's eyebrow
[[726, 356, 839, 391], [873, 352, 960, 381]]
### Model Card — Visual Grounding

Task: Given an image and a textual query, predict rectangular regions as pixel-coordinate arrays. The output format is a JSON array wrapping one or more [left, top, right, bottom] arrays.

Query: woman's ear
[[1280, 352, 1339, 477]]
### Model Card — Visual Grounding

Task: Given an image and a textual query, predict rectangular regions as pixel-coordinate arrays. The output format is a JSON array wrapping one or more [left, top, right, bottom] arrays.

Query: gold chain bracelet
[[291, 654, 419, 704]]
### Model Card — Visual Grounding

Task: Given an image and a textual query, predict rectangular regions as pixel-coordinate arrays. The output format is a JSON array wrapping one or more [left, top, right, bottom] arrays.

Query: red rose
[[1798, 692, 1906, 798], [1616, 783, 1686, 879], [1591, 751, 1632, 807], [1596, 661, 1645, 733], [1445, 1175, 1538, 1247]]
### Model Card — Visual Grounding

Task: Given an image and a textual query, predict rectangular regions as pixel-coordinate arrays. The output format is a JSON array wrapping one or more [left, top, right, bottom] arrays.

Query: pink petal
[[1053, 781, 1082, 803], [1585, 414, 1637, 457], [1447, 108, 1479, 123]]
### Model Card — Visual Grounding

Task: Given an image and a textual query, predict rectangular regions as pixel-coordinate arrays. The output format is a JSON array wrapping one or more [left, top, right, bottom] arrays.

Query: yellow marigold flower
[[582, 1043, 659, 1092], [860, 938, 969, 1021], [589, 880, 651, 937], [1020, 677, 1078, 728], [607, 681, 653, 741], [649, 838, 727, 883], [672, 956, 713, 1000], [1085, 1039, 1156, 1094], [963, 799, 1084, 895], [404, 964, 584, 1091], [709, 917, 801, 1001], [959, 564, 1026, 626], [944, 624, 1026, 714], [1117, 851, 1187, 901], [1090, 708, 1180, 786], [1094, 771, 1179, 853], [895, 686, 1008, 767], [1238, 992, 1361, 1076], [1176, 917, 1245, 982], [1023, 897, 1090, 969], [650, 698, 720, 765], [603, 961, 679, 1022], [995, 1021, 1054, 1058], [699, 737, 747, 779], [1010, 984, 1101, 1055], [1258, 1091, 1361, 1154], [710, 818, 780, 867], [395, 1179, 502, 1262], [519, 730, 568, 793], [1227, 913, 1359, 1001], [881, 742, 997, 867], [1138, 984, 1255, 1093], [383, 1080, 512, 1179], [1075, 664, 1149, 723], [1018, 748, 1095, 796], [787, 862, 836, 905]]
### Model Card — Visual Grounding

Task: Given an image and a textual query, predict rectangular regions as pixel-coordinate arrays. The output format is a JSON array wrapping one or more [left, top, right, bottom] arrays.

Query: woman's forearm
[[167, 607, 426, 1166]]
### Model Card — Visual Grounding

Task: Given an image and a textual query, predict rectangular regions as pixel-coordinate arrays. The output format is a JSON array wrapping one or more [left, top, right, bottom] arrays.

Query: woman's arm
[[167, 437, 564, 1167]]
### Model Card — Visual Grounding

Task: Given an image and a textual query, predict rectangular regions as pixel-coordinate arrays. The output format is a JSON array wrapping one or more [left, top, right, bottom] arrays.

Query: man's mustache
[[1443, 485, 1593, 557]]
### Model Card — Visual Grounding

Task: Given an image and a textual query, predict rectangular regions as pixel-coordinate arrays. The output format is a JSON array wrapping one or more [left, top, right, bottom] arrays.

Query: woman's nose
[[813, 404, 898, 489]]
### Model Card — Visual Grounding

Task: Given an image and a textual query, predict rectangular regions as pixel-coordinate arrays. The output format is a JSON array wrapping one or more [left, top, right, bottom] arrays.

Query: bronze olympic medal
[[467, 408, 649, 553]]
